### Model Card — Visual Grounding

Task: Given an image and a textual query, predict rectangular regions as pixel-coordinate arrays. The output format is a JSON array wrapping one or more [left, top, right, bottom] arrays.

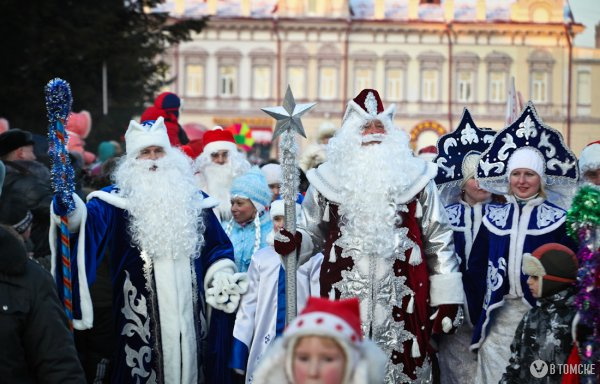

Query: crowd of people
[[0, 88, 598, 384]]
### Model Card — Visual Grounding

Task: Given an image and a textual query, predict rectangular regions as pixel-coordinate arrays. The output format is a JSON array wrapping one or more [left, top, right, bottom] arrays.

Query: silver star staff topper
[[261, 86, 316, 324], [261, 86, 316, 139]]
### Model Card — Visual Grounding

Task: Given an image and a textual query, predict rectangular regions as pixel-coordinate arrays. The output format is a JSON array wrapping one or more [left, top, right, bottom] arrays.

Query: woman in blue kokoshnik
[[467, 102, 579, 384]]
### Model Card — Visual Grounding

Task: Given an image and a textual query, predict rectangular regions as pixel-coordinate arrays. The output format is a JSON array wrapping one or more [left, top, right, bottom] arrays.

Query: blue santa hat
[[230, 167, 272, 213]]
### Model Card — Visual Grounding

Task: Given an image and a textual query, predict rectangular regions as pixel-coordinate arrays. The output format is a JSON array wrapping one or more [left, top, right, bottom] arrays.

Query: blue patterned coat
[[52, 186, 236, 384], [468, 196, 577, 349]]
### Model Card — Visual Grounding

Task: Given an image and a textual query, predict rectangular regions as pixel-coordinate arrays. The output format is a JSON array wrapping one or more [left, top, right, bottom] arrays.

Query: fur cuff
[[50, 193, 85, 232], [204, 258, 236, 291], [429, 272, 464, 306]]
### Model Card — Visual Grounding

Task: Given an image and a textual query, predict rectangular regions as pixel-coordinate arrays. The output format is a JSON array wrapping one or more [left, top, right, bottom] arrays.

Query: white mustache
[[361, 133, 386, 143]]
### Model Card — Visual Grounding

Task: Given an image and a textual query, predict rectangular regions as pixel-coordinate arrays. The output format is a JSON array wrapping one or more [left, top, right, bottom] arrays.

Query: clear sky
[[570, 0, 600, 47]]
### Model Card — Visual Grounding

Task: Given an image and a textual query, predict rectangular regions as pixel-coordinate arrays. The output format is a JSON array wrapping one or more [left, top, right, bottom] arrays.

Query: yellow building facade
[[161, 0, 598, 157]]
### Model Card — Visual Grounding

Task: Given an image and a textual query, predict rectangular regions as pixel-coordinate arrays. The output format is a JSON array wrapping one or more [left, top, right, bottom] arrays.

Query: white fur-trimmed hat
[[260, 163, 282, 185], [579, 140, 600, 174], [507, 147, 546, 181], [202, 126, 237, 155], [251, 297, 387, 384], [269, 199, 302, 221], [230, 167, 272, 213], [341, 89, 396, 134], [124, 117, 171, 157]]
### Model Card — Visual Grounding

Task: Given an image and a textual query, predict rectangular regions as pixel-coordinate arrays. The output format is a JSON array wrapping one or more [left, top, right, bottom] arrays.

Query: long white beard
[[194, 152, 251, 221], [113, 150, 205, 260], [203, 162, 234, 217], [327, 126, 420, 258]]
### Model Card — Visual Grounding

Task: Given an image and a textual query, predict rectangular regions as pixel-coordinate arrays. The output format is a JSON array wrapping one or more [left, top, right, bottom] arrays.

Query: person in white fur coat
[[252, 296, 387, 384], [229, 199, 323, 383]]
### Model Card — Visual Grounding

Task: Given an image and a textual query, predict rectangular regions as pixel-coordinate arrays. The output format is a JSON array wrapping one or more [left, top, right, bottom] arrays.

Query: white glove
[[206, 271, 249, 313]]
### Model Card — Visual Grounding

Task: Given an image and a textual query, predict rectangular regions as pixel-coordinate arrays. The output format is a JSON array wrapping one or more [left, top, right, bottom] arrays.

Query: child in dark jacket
[[500, 243, 578, 384]]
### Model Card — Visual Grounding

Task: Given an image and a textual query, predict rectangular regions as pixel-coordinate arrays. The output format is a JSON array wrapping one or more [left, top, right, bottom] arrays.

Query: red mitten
[[430, 304, 463, 335], [274, 229, 302, 256]]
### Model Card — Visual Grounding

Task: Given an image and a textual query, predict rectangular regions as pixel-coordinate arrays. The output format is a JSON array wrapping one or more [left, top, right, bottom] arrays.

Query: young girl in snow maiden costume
[[229, 200, 323, 383], [470, 102, 579, 384], [224, 167, 273, 273], [434, 108, 496, 384]]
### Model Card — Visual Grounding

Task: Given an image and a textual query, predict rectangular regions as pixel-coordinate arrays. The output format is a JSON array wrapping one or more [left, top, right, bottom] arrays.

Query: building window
[[253, 66, 271, 99], [319, 67, 337, 100], [489, 71, 506, 103], [422, 70, 438, 102], [287, 66, 306, 99], [577, 71, 591, 105], [185, 64, 204, 97], [219, 66, 237, 97], [354, 68, 373, 95], [528, 50, 554, 105], [485, 51, 512, 105], [305, 0, 318, 15], [457, 70, 474, 102], [531, 71, 547, 104], [386, 68, 404, 101]]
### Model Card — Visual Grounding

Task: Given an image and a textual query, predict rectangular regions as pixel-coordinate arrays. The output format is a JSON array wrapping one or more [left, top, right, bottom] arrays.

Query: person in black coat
[[0, 224, 85, 383], [0, 129, 54, 263]]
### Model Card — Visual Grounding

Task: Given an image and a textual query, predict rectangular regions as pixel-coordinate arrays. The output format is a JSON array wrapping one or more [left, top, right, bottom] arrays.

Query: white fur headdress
[[579, 140, 600, 174], [340, 89, 396, 134], [124, 117, 171, 157]]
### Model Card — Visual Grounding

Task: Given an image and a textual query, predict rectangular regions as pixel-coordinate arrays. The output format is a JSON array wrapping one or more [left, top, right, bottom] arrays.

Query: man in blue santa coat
[[51, 117, 247, 383]]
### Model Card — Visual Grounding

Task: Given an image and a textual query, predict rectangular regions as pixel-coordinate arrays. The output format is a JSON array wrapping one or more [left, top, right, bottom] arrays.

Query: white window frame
[[219, 65, 237, 97], [185, 64, 204, 97]]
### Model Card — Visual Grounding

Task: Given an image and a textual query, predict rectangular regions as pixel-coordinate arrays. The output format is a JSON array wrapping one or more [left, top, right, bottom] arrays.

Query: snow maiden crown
[[340, 89, 396, 133], [476, 101, 578, 209], [435, 108, 496, 205]]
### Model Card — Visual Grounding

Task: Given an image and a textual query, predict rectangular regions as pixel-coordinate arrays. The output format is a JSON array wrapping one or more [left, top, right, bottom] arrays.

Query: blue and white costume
[[470, 102, 579, 384], [434, 108, 496, 384], [230, 248, 323, 383], [49, 118, 244, 384]]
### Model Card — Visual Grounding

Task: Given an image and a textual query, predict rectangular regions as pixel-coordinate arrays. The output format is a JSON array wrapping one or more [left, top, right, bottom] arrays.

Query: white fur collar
[[86, 188, 217, 210], [307, 160, 438, 204]]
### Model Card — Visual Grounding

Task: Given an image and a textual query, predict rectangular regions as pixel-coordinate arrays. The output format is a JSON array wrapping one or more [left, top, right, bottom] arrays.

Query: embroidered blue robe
[[53, 186, 235, 384], [445, 201, 485, 326], [469, 196, 577, 349]]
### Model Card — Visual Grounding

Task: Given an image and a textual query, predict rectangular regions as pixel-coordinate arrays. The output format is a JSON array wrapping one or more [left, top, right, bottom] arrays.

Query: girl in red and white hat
[[252, 297, 387, 384]]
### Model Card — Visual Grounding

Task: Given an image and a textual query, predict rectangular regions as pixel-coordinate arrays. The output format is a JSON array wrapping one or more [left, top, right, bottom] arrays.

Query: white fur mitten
[[206, 271, 249, 313]]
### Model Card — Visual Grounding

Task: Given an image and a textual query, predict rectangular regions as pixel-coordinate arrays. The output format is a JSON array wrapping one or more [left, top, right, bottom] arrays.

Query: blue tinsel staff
[[45, 78, 75, 329]]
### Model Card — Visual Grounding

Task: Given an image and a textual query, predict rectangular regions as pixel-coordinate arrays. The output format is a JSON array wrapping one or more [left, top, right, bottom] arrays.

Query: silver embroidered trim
[[486, 204, 511, 227], [497, 134, 516, 161], [446, 205, 461, 226], [443, 137, 457, 154], [537, 203, 565, 227], [121, 271, 155, 381], [413, 358, 433, 384], [516, 114, 538, 140], [332, 221, 418, 383], [479, 158, 505, 176], [365, 91, 379, 116], [484, 258, 507, 309], [461, 122, 479, 144], [436, 157, 456, 179]]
